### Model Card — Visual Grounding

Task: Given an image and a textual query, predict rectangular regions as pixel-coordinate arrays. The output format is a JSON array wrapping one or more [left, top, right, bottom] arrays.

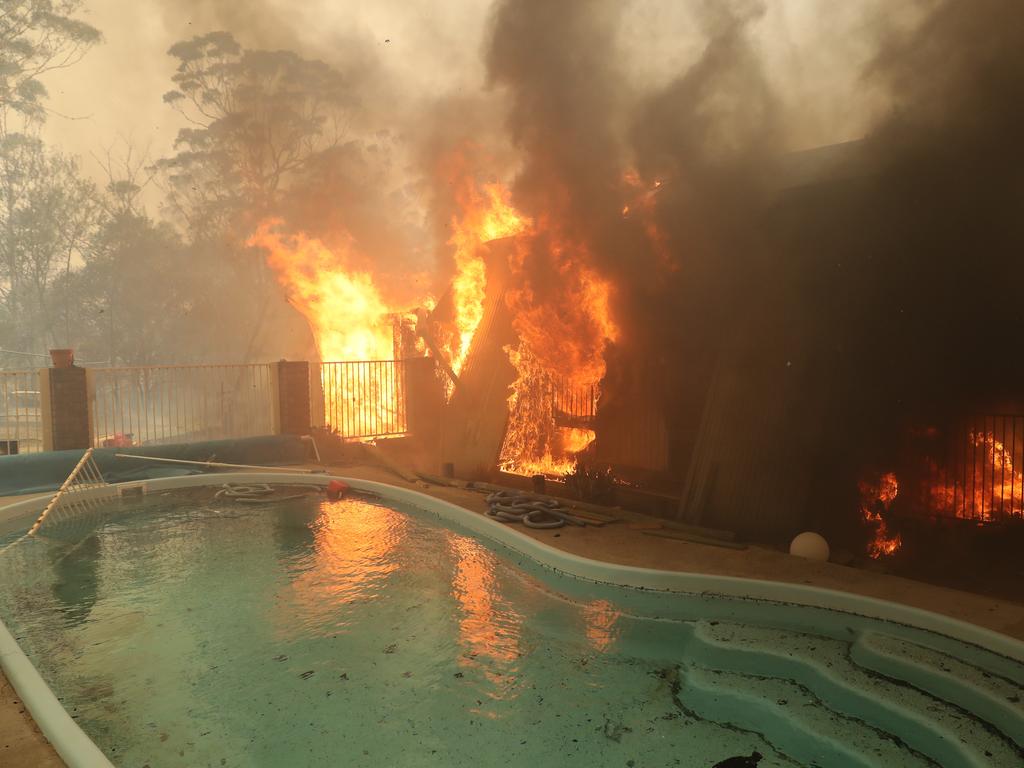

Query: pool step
[[679, 665, 931, 768], [687, 620, 1022, 768], [852, 632, 1024, 748]]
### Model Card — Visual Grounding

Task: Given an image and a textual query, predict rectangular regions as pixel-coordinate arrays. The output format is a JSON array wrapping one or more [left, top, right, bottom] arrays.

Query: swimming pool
[[1, 475, 1023, 767]]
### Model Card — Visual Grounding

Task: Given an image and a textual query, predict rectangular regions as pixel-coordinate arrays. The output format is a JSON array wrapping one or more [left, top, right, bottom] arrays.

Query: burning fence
[[856, 416, 1024, 560], [925, 422, 1024, 522]]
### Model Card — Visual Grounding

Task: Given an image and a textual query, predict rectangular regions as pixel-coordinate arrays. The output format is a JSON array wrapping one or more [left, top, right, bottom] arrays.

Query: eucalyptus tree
[[0, 1, 100, 364], [157, 31, 356, 240], [153, 32, 364, 362], [0, 132, 99, 357], [0, 0, 101, 133]]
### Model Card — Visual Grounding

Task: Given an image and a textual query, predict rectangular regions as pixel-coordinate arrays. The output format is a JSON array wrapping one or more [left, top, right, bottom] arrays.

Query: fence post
[[404, 357, 445, 454], [39, 359, 91, 451], [271, 360, 312, 435], [39, 367, 52, 451]]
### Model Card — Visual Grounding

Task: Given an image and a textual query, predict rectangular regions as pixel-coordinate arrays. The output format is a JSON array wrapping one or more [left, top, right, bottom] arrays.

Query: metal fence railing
[[312, 360, 408, 439], [0, 370, 43, 454], [89, 364, 276, 448], [552, 376, 599, 423]]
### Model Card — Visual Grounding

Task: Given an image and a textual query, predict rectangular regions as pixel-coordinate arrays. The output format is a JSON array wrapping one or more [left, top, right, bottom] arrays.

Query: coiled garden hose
[[484, 490, 588, 529]]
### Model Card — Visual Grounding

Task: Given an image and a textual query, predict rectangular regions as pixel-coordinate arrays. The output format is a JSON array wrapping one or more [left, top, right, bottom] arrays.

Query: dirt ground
[[0, 673, 63, 768]]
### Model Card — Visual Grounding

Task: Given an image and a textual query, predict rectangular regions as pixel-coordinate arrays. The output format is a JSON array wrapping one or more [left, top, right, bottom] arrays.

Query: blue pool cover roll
[[0, 435, 312, 495]]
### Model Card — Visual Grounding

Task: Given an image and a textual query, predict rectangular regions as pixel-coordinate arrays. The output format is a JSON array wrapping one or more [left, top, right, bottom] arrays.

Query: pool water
[[1, 489, 1022, 767]]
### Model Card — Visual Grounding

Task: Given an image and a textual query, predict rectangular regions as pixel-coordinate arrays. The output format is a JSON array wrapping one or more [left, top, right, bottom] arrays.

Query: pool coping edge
[[0, 619, 114, 768]]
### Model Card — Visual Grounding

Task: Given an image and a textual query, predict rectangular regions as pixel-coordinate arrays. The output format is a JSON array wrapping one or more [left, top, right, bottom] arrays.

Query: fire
[[247, 220, 406, 436], [561, 426, 596, 455], [859, 471, 902, 558], [499, 227, 618, 477], [446, 175, 530, 375], [438, 162, 618, 478], [247, 220, 397, 361], [250, 162, 620, 477], [930, 431, 1024, 521], [498, 349, 597, 476]]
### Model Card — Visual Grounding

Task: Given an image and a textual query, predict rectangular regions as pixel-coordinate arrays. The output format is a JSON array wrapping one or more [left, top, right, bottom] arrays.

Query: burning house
[[232, 0, 1024, 584], [247, 112, 1024, 580]]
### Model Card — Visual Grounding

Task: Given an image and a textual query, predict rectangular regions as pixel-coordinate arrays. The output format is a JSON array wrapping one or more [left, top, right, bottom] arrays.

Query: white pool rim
[[2, 471, 1023, 768]]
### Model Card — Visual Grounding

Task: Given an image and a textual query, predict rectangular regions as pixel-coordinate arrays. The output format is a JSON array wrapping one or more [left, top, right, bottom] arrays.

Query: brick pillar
[[273, 361, 312, 435], [40, 366, 91, 451], [404, 357, 445, 454]]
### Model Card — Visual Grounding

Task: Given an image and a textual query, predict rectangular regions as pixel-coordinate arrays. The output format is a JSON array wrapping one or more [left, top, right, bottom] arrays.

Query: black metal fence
[[89, 364, 276, 447], [551, 376, 598, 423]]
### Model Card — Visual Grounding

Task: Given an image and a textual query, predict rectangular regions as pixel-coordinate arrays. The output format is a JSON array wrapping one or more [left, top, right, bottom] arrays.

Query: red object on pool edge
[[326, 480, 350, 500]]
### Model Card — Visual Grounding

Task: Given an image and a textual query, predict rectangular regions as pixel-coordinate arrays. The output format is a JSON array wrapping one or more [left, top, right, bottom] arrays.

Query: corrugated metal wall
[[677, 339, 827, 538], [594, 395, 669, 473]]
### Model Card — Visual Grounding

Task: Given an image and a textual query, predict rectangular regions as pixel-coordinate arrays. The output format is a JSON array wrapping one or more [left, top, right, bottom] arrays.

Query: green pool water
[[1, 489, 1022, 767]]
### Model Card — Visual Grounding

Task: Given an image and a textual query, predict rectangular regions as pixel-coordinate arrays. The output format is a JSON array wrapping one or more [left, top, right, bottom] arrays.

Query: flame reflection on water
[[273, 498, 407, 639], [447, 533, 523, 667]]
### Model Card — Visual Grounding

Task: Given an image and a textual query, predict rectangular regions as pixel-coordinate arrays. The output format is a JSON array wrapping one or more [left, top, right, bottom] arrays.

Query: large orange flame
[[247, 219, 398, 361], [249, 166, 621, 475], [446, 176, 530, 375], [247, 220, 408, 437], [499, 226, 619, 476], [439, 160, 619, 477]]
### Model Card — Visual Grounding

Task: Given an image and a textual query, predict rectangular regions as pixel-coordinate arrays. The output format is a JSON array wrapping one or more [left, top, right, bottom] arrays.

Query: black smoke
[[484, 0, 1024, 536]]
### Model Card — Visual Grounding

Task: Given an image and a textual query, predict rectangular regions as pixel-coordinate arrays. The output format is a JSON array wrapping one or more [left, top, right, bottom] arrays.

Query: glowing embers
[[621, 170, 673, 271], [859, 471, 902, 559]]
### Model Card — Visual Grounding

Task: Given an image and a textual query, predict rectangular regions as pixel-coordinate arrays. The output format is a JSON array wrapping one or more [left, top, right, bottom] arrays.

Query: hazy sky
[[39, 0, 898, 187], [41, 0, 493, 176]]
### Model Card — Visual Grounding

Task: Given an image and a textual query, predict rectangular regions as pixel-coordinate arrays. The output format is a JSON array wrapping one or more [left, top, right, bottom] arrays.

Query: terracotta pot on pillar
[[49, 349, 75, 368]]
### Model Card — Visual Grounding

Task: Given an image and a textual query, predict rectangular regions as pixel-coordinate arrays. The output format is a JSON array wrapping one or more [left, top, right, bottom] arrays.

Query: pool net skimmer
[[27, 448, 116, 536]]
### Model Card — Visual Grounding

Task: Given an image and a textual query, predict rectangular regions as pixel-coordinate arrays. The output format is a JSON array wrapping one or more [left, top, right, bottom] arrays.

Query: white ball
[[789, 532, 830, 562]]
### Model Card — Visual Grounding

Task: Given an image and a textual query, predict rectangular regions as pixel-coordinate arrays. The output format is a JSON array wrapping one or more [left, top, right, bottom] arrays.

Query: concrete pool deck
[[2, 469, 1024, 767]]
